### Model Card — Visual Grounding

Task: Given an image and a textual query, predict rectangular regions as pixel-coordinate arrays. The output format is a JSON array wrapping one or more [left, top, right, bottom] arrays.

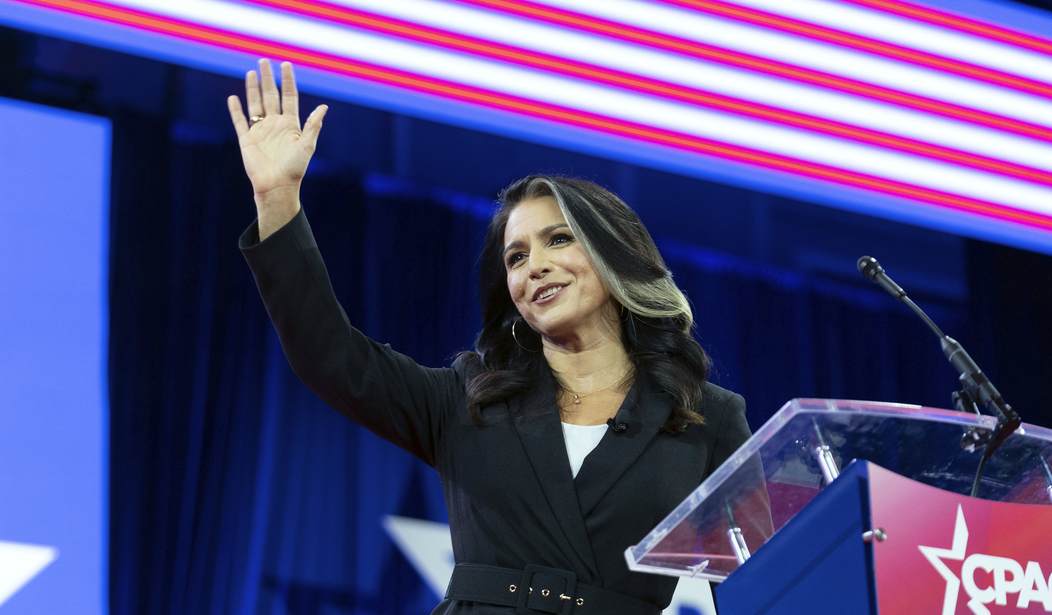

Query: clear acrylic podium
[[624, 398, 1052, 582]]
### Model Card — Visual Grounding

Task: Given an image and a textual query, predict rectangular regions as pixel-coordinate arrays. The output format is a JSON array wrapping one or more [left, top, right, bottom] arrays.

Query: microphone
[[607, 418, 628, 433], [857, 256, 944, 340], [857, 256, 906, 299], [856, 256, 1014, 421], [856, 256, 1021, 496]]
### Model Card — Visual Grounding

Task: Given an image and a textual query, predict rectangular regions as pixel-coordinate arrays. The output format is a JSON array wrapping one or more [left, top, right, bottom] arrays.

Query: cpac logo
[[920, 505, 1052, 614]]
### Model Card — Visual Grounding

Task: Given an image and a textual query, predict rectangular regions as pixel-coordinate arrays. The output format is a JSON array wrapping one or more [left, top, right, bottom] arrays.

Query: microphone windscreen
[[857, 255, 881, 279]]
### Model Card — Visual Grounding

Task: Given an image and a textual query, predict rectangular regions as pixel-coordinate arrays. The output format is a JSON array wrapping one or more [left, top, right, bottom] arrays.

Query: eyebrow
[[503, 223, 571, 257]]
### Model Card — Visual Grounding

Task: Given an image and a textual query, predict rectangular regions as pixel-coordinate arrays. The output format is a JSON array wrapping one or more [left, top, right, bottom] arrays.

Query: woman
[[229, 58, 750, 615]]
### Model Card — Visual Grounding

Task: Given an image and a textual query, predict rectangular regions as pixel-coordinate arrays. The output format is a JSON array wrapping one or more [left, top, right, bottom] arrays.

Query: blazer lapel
[[510, 367, 599, 577], [574, 374, 672, 517]]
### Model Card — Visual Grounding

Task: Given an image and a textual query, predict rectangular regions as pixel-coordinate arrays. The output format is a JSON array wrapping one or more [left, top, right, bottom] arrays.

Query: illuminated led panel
[[4, 0, 1052, 252], [0, 97, 109, 615]]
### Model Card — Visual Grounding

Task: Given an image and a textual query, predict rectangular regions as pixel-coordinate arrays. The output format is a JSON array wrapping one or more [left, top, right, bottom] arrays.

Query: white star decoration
[[0, 540, 58, 607], [918, 505, 970, 615]]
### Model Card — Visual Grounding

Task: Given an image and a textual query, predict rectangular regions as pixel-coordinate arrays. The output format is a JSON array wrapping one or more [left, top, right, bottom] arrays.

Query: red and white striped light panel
[[7, 0, 1052, 250]]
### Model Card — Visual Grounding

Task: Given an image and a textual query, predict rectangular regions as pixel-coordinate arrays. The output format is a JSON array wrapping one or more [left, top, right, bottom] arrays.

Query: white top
[[561, 421, 609, 478]]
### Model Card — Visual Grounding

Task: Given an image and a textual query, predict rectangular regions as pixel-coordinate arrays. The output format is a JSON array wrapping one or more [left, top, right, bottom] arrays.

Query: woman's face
[[503, 196, 613, 339]]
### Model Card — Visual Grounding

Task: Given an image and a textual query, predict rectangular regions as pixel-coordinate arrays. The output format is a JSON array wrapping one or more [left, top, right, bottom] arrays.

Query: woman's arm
[[709, 392, 751, 472], [229, 59, 461, 465], [240, 209, 460, 465]]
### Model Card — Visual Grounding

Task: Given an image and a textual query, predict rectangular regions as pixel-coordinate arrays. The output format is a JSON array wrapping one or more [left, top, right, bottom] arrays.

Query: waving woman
[[229, 58, 750, 615]]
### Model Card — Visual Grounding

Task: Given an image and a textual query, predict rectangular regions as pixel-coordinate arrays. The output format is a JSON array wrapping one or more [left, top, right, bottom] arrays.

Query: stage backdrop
[[0, 97, 109, 613], [104, 123, 981, 615], [3, 21, 1051, 615]]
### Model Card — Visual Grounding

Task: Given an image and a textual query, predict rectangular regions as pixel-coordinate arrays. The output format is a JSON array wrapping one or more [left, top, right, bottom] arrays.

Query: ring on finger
[[249, 115, 265, 126]]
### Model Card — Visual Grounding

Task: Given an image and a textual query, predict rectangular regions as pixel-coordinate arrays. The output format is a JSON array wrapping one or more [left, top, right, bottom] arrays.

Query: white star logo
[[918, 505, 969, 615], [382, 516, 455, 597], [0, 540, 58, 607]]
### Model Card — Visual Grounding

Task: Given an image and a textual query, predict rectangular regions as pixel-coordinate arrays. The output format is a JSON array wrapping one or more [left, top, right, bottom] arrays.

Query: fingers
[[245, 69, 263, 120], [280, 61, 300, 125], [227, 95, 249, 139], [259, 58, 281, 116], [302, 104, 329, 149], [237, 59, 314, 140]]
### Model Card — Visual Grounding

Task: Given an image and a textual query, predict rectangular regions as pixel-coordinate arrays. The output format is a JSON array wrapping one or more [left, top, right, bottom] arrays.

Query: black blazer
[[240, 210, 752, 613]]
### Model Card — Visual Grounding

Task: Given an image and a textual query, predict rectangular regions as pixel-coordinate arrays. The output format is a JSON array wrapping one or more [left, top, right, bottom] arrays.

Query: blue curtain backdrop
[[6, 26, 1051, 615], [104, 125, 973, 615]]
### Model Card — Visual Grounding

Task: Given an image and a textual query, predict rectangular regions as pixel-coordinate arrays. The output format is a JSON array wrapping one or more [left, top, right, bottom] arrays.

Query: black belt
[[445, 563, 661, 615]]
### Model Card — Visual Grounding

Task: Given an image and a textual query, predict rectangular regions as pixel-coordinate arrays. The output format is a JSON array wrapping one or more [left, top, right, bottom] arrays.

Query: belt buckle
[[515, 564, 578, 614]]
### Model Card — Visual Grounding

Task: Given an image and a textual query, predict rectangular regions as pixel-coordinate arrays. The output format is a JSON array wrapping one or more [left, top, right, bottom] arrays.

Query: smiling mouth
[[533, 284, 567, 303]]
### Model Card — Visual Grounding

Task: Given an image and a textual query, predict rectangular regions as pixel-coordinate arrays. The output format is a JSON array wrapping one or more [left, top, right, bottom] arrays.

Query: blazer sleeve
[[239, 208, 462, 467], [707, 391, 751, 475]]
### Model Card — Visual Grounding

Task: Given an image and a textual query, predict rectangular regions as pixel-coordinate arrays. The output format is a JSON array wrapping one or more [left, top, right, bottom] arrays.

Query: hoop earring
[[511, 318, 540, 353]]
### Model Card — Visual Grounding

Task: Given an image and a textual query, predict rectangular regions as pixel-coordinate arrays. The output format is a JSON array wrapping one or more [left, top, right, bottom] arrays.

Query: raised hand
[[227, 59, 328, 237]]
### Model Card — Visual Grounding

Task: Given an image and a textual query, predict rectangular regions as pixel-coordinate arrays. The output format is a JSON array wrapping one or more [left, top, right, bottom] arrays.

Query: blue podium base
[[714, 461, 878, 614]]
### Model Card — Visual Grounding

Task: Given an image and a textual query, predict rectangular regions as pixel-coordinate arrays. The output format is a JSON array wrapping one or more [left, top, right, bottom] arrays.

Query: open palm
[[227, 59, 327, 198]]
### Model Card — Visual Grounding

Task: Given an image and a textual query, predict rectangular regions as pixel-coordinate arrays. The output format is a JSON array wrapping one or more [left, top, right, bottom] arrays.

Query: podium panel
[[714, 461, 876, 615], [714, 461, 1052, 614], [867, 463, 1052, 614]]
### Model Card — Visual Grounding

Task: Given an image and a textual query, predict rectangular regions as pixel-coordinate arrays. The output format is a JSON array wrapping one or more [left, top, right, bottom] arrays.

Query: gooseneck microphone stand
[[856, 256, 1022, 498]]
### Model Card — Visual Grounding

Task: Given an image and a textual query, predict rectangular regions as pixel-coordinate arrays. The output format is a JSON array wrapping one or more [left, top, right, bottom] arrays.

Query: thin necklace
[[558, 367, 633, 405]]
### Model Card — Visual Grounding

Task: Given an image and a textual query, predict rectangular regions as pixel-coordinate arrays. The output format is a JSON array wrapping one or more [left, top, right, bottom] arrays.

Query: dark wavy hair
[[457, 175, 711, 432]]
